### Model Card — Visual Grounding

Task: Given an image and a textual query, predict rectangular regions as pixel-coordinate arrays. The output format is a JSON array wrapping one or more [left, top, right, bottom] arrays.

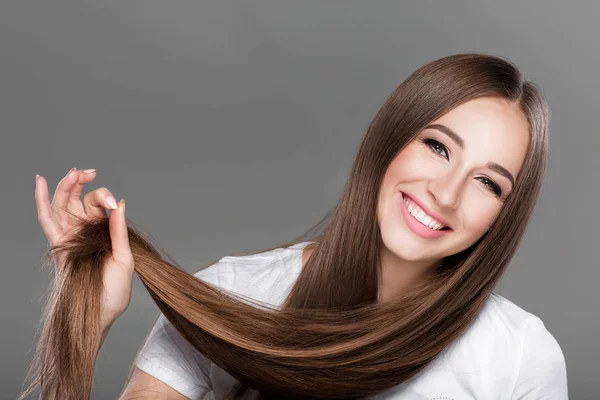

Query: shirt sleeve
[[510, 316, 569, 400], [134, 260, 233, 399], [134, 313, 213, 399]]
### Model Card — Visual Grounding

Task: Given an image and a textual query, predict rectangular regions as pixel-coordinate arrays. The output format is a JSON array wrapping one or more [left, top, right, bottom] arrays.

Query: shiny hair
[[20, 53, 549, 400]]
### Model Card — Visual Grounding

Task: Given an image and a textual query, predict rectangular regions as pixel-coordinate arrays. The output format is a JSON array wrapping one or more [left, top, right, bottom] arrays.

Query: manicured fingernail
[[107, 196, 118, 210], [83, 169, 96, 174]]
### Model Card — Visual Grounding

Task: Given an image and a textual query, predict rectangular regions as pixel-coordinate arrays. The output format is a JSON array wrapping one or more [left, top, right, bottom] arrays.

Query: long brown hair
[[20, 53, 549, 400]]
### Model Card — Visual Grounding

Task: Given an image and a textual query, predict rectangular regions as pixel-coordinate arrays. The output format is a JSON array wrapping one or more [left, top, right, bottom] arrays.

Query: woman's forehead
[[427, 97, 530, 175]]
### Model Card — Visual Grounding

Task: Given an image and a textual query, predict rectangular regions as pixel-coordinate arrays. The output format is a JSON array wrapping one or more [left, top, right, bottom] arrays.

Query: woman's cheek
[[405, 153, 441, 178], [466, 202, 502, 238]]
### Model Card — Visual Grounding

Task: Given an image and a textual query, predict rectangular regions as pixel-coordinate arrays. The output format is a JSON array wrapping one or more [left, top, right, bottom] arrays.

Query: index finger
[[84, 187, 117, 220]]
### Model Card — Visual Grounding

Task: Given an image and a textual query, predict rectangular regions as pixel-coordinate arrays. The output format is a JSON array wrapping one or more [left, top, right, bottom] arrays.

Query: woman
[[25, 53, 567, 399]]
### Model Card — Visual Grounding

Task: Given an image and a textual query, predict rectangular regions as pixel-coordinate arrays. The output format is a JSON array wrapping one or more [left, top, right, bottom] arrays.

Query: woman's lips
[[399, 192, 452, 239], [401, 192, 451, 229]]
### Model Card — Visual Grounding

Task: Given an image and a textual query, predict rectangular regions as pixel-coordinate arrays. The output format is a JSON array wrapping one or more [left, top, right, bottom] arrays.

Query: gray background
[[2, 1, 598, 398]]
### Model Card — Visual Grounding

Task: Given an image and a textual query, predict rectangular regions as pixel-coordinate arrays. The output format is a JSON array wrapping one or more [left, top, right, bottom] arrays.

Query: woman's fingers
[[36, 169, 121, 270], [38, 168, 116, 237], [109, 199, 132, 267], [35, 174, 64, 245], [50, 168, 79, 229], [69, 169, 97, 217], [83, 187, 118, 219]]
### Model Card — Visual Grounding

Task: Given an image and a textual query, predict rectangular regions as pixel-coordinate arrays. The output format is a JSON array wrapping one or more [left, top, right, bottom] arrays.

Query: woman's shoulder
[[475, 292, 562, 350], [432, 292, 562, 370], [413, 292, 567, 396], [485, 292, 541, 325], [192, 241, 312, 307], [479, 293, 566, 378], [482, 293, 568, 397], [484, 292, 558, 338]]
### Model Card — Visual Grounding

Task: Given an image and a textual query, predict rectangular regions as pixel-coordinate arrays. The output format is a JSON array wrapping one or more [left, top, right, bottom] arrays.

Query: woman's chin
[[380, 236, 434, 263]]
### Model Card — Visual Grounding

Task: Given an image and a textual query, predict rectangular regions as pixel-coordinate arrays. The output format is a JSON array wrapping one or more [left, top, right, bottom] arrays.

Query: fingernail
[[70, 167, 77, 172], [107, 196, 118, 210], [35, 174, 40, 181], [83, 169, 96, 174], [120, 199, 125, 211]]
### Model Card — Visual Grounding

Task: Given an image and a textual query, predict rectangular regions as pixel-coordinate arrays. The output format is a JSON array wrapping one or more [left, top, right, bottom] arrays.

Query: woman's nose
[[427, 173, 464, 211]]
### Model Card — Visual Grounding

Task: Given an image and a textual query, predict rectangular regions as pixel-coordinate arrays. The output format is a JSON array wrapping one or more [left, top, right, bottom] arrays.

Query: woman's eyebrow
[[425, 123, 515, 186], [426, 124, 465, 149], [487, 162, 515, 187]]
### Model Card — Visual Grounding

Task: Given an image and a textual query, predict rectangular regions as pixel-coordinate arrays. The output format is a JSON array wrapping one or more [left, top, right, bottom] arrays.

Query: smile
[[399, 192, 452, 239], [403, 195, 446, 230]]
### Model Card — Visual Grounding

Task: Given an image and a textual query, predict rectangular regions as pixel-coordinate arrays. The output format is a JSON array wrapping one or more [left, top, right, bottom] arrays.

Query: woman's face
[[376, 96, 530, 264]]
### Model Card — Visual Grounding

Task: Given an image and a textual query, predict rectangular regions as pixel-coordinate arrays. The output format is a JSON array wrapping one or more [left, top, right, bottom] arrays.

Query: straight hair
[[20, 53, 549, 400]]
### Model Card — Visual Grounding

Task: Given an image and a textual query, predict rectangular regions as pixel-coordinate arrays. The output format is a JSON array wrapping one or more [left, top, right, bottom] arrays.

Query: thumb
[[109, 199, 132, 264]]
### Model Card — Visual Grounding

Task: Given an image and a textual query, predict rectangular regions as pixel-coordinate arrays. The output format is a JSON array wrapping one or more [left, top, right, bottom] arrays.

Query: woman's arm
[[122, 260, 238, 400], [92, 323, 189, 400], [119, 368, 190, 400], [118, 310, 215, 400]]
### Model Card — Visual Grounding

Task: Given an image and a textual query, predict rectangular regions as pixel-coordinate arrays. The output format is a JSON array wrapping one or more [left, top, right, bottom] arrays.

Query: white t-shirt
[[134, 241, 568, 400]]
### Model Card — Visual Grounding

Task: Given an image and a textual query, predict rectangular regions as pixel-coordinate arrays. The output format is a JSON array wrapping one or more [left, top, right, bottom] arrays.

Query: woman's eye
[[477, 177, 502, 197], [423, 138, 449, 160], [420, 137, 503, 199]]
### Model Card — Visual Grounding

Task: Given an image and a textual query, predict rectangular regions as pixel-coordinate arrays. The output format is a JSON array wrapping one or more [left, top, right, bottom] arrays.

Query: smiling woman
[[24, 53, 567, 400], [375, 96, 531, 301]]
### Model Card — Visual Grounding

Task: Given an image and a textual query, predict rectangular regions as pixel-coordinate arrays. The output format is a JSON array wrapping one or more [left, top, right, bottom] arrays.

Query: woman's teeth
[[403, 195, 446, 230]]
